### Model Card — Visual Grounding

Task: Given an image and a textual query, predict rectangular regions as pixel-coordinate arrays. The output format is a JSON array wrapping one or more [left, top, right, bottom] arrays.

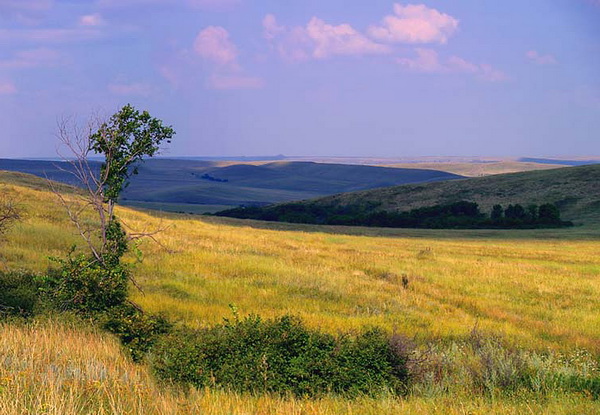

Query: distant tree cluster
[[216, 201, 573, 230], [488, 203, 565, 227], [199, 173, 228, 183]]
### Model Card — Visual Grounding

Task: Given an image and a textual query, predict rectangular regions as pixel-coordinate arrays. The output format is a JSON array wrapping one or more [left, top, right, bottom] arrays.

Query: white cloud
[[0, 81, 17, 95], [526, 50, 557, 65], [108, 82, 154, 96], [194, 26, 239, 68], [263, 14, 391, 62], [368, 3, 459, 44], [397, 48, 508, 82], [79, 13, 105, 27]]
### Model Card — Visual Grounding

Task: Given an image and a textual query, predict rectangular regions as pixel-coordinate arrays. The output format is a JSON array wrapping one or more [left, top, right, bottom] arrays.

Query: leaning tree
[[48, 104, 175, 312]]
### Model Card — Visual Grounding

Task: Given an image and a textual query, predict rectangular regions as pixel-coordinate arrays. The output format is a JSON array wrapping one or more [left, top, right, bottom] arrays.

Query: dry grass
[[1, 171, 599, 413], [1, 319, 598, 415]]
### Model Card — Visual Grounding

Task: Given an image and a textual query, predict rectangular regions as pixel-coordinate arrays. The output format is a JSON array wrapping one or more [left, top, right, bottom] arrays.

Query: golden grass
[[1, 319, 598, 415], [2, 175, 600, 353], [1, 172, 600, 413]]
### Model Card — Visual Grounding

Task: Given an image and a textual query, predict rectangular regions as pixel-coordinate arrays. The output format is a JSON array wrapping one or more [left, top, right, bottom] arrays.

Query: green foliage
[[91, 104, 175, 202], [104, 216, 128, 264], [41, 251, 129, 314], [0, 271, 40, 316], [101, 304, 172, 362], [491, 204, 504, 221], [217, 200, 573, 230], [151, 315, 410, 397]]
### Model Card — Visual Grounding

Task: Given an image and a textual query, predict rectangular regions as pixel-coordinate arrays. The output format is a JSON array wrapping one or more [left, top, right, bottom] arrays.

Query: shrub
[[101, 304, 172, 362], [0, 271, 40, 316], [40, 252, 129, 314], [151, 314, 409, 397]]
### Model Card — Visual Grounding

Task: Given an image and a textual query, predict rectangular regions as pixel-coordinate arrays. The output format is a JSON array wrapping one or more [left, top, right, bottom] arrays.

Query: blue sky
[[1, 0, 599, 158]]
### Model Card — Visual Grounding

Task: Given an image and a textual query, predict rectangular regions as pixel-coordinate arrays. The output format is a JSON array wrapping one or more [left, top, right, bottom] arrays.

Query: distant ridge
[[0, 158, 461, 212], [518, 158, 600, 166]]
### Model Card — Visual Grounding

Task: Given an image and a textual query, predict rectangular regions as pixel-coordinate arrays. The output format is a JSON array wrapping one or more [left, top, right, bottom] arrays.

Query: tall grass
[[1, 173, 599, 413], [0, 319, 598, 415]]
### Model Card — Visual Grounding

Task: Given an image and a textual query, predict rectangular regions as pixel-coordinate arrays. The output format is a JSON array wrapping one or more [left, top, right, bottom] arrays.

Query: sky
[[1, 0, 599, 158]]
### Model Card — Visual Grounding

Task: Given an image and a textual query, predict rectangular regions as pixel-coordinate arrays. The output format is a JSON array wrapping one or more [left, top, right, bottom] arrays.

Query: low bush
[[151, 314, 410, 397], [40, 252, 129, 314], [101, 304, 172, 362], [0, 271, 40, 316]]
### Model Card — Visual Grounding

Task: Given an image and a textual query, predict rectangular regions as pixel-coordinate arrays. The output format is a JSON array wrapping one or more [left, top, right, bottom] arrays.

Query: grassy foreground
[[1, 171, 600, 413], [1, 319, 597, 415]]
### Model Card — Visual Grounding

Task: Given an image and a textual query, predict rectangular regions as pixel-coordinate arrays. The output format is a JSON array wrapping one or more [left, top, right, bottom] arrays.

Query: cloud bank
[[368, 3, 459, 44]]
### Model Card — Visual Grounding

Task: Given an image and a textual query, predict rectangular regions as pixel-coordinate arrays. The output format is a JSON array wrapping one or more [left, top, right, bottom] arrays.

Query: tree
[[526, 204, 538, 223], [47, 105, 175, 313], [54, 104, 175, 264], [538, 203, 560, 224], [490, 204, 503, 222]]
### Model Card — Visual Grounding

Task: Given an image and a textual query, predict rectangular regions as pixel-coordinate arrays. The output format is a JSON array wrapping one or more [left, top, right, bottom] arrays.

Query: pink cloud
[[307, 17, 392, 59], [368, 3, 459, 44], [194, 26, 239, 68], [0, 81, 17, 95], [526, 50, 557, 65], [398, 48, 508, 82], [188, 26, 264, 90], [79, 13, 105, 27], [263, 14, 391, 61], [397, 48, 443, 72]]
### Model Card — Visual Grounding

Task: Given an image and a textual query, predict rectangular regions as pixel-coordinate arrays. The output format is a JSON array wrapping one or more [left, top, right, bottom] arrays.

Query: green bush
[[151, 315, 409, 397], [0, 271, 40, 316], [101, 304, 172, 362], [40, 252, 129, 314]]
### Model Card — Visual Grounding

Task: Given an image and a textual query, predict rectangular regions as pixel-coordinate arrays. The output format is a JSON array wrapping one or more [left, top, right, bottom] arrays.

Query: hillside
[[1, 171, 600, 414], [227, 165, 600, 226], [0, 158, 461, 211]]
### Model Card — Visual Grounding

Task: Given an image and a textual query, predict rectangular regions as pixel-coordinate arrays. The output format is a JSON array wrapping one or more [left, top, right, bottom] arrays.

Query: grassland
[[1, 170, 599, 413]]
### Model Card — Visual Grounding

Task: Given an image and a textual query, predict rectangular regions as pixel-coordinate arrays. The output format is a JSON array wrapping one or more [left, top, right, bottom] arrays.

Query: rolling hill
[[218, 164, 600, 226], [0, 158, 461, 212], [1, 170, 599, 414]]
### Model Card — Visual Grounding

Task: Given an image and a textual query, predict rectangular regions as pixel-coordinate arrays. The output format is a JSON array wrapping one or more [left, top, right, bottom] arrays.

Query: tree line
[[216, 201, 573, 229]]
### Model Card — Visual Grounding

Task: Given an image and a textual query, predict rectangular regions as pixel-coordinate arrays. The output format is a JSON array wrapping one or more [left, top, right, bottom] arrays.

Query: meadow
[[1, 171, 599, 413]]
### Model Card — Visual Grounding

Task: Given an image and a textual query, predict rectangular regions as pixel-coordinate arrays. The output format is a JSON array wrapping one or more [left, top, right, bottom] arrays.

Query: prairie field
[[1, 171, 599, 413]]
